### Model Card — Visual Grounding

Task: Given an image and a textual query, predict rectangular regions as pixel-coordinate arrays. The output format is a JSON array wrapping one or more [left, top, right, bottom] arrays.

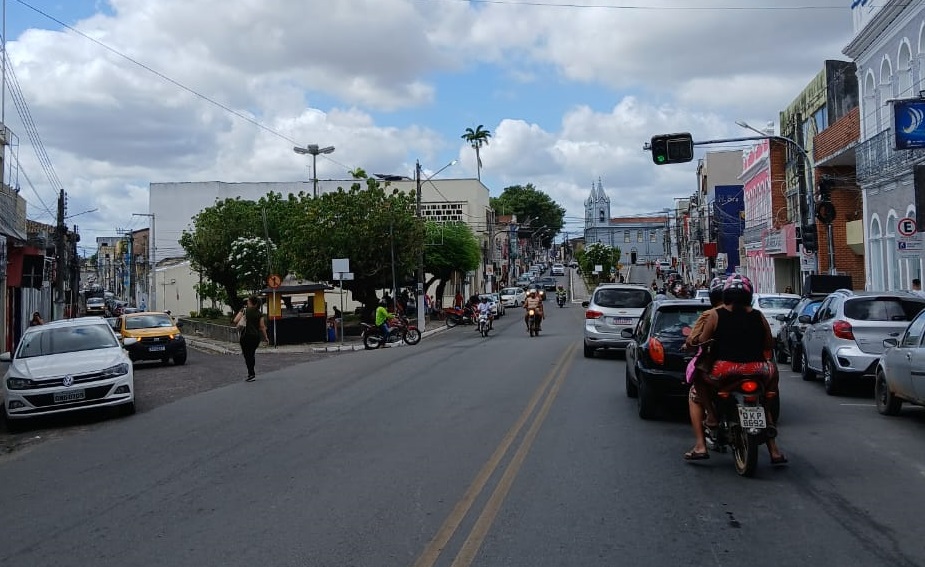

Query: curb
[[187, 339, 236, 355]]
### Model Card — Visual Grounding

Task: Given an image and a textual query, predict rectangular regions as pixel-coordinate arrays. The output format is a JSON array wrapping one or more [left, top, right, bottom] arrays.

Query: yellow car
[[115, 312, 187, 365]]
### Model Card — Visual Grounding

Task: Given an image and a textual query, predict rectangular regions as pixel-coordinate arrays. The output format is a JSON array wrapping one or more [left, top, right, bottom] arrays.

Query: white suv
[[551, 263, 565, 276], [582, 284, 653, 358]]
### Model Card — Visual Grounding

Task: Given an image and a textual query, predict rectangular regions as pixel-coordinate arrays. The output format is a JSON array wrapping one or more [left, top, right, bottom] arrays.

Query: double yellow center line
[[412, 342, 577, 567]]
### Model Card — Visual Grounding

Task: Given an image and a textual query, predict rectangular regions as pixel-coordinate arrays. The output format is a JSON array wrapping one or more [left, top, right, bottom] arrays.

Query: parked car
[[478, 293, 504, 317], [582, 284, 653, 358], [551, 263, 565, 276], [114, 311, 188, 365], [800, 290, 925, 395], [774, 296, 824, 370], [752, 293, 801, 345], [500, 286, 526, 307], [623, 300, 708, 419], [1, 317, 136, 429], [515, 275, 532, 288], [874, 307, 925, 416]]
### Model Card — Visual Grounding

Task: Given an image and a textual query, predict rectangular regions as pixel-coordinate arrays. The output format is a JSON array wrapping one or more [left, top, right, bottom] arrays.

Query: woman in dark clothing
[[232, 296, 270, 382], [684, 275, 786, 464], [29, 312, 44, 326]]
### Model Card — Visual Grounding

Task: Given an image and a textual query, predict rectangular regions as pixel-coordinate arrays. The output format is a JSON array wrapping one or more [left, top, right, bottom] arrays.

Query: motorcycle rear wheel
[[363, 332, 382, 350], [446, 315, 459, 328], [731, 424, 760, 477]]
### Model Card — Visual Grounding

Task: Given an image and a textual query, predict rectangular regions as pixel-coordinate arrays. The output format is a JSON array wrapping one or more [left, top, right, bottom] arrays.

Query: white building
[[844, 0, 925, 290]]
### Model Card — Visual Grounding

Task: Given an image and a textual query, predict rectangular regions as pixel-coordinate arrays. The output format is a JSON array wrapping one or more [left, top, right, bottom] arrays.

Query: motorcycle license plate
[[737, 407, 766, 429]]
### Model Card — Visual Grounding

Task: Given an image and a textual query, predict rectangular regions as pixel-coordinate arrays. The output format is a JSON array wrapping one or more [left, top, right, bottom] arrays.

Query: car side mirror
[[122, 337, 139, 347], [775, 314, 788, 321], [798, 315, 812, 324], [621, 329, 634, 339], [581, 301, 589, 308], [883, 338, 898, 348]]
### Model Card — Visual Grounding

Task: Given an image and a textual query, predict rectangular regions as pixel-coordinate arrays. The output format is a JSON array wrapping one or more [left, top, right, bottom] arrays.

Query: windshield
[[844, 298, 925, 321], [16, 324, 119, 358], [653, 308, 707, 337], [125, 314, 175, 329], [757, 297, 799, 310], [87, 298, 105, 306], [593, 288, 652, 309]]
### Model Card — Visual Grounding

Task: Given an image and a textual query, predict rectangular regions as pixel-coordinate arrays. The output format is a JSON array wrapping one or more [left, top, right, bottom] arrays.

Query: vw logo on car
[[62, 375, 74, 387]]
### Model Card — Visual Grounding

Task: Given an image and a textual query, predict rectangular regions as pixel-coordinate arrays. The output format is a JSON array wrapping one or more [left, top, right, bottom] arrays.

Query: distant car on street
[[751, 293, 800, 344], [500, 287, 527, 307], [551, 263, 565, 276], [85, 297, 107, 317], [582, 284, 653, 358], [114, 312, 188, 366]]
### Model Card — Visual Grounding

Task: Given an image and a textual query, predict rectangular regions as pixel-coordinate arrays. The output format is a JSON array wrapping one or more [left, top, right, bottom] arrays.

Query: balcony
[[856, 128, 925, 183]]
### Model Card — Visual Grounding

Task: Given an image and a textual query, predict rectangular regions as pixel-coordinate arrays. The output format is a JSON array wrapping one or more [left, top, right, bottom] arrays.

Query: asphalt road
[[2, 277, 925, 566]]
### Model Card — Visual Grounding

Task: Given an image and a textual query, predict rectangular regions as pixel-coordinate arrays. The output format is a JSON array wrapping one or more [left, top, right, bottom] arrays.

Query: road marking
[[840, 403, 876, 407], [411, 343, 576, 567], [450, 343, 576, 567]]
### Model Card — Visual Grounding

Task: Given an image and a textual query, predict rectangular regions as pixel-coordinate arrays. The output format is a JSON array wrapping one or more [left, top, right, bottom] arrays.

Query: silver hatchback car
[[582, 284, 653, 358], [801, 289, 925, 395]]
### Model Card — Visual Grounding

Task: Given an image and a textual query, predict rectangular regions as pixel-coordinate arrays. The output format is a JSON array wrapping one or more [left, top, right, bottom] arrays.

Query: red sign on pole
[[898, 217, 917, 237]]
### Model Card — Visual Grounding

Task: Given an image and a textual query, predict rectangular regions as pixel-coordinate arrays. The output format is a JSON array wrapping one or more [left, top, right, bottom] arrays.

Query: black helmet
[[708, 277, 725, 306], [722, 274, 754, 306]]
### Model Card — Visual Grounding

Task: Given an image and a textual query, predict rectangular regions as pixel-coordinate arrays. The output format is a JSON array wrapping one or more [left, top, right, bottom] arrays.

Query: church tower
[[584, 178, 611, 230]]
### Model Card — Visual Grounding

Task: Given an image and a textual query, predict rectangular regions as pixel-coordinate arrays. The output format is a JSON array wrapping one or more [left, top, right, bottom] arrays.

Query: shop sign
[[764, 230, 784, 254]]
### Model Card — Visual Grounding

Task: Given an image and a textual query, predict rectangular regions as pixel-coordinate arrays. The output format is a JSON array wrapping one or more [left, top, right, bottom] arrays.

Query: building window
[[650, 230, 657, 242], [637, 230, 643, 242], [880, 58, 893, 131], [886, 211, 899, 290], [624, 231, 630, 243], [870, 216, 883, 291]]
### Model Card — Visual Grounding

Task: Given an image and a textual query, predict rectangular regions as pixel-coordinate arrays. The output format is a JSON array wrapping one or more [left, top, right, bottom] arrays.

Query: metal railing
[[856, 128, 925, 183]]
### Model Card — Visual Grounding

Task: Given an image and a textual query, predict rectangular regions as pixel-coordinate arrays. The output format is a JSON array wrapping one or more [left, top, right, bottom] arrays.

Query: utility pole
[[69, 225, 80, 317], [416, 161, 425, 333], [54, 189, 66, 320]]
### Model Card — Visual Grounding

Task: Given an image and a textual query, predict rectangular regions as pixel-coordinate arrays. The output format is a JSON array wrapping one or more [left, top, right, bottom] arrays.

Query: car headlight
[[7, 377, 33, 390], [102, 363, 130, 378]]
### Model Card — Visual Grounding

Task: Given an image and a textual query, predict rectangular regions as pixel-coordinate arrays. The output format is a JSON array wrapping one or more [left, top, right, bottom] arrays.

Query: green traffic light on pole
[[650, 133, 694, 165]]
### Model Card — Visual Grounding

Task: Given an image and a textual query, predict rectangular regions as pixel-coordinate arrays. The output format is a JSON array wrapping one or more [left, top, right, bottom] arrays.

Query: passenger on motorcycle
[[683, 275, 787, 464], [478, 296, 493, 328], [523, 289, 544, 331]]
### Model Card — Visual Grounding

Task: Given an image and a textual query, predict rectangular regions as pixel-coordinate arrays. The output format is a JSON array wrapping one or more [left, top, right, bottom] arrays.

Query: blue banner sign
[[894, 98, 925, 150]]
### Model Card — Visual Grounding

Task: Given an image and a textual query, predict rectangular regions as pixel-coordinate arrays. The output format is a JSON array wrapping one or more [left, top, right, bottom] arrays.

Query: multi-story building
[[844, 0, 925, 290], [689, 151, 744, 281], [780, 60, 859, 286]]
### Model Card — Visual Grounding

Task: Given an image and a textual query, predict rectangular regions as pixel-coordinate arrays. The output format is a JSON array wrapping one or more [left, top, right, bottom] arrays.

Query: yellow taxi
[[114, 311, 188, 365]]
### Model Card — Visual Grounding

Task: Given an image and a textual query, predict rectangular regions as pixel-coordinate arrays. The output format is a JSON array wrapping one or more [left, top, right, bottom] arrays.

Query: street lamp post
[[293, 144, 335, 198], [416, 159, 457, 332], [132, 213, 155, 311]]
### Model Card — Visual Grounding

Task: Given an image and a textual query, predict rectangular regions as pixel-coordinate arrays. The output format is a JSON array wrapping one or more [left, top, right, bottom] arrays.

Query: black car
[[774, 297, 823, 371], [536, 277, 558, 291], [623, 299, 709, 419]]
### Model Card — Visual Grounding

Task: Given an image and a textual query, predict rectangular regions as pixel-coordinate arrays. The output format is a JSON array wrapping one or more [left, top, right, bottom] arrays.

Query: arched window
[[864, 71, 878, 139], [886, 211, 899, 290], [880, 58, 894, 131], [599, 209, 605, 223], [870, 216, 884, 290], [898, 40, 913, 98]]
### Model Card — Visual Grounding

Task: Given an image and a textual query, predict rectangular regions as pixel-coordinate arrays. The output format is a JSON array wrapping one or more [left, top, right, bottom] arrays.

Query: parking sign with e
[[898, 217, 917, 237]]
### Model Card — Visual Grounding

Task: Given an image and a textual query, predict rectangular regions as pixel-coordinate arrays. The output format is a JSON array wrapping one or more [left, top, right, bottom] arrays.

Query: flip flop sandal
[[770, 454, 789, 466], [684, 450, 710, 461]]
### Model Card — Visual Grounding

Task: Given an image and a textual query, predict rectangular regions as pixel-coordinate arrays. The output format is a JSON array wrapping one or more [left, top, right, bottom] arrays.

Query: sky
[[1, 0, 857, 254]]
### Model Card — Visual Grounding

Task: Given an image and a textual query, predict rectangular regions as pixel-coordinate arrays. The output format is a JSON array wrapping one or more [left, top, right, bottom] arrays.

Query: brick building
[[741, 138, 791, 293]]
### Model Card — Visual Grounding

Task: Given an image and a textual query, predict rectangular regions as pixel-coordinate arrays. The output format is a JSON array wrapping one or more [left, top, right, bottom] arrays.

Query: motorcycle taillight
[[740, 380, 759, 393]]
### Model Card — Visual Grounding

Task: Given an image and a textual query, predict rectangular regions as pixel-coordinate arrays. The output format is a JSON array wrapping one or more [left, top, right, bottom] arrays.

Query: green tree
[[179, 193, 295, 311], [281, 182, 424, 314], [423, 221, 481, 302], [490, 184, 566, 248], [576, 242, 621, 287], [462, 125, 492, 182]]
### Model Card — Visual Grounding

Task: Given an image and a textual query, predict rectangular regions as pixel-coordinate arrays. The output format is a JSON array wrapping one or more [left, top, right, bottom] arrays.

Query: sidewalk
[[186, 319, 452, 355]]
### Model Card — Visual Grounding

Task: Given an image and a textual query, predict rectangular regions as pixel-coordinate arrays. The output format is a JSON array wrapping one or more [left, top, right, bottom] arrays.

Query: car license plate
[[738, 406, 766, 429], [611, 317, 632, 325], [53, 389, 85, 404], [149, 345, 166, 352]]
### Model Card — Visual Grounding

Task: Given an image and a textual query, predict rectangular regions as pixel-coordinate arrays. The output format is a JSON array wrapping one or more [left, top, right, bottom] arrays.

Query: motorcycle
[[556, 293, 566, 307], [361, 315, 422, 350], [527, 308, 541, 337], [477, 311, 491, 337], [705, 376, 776, 477], [443, 306, 475, 328]]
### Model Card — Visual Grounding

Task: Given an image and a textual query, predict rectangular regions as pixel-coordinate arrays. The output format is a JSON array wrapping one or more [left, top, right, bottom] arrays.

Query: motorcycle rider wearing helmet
[[523, 289, 545, 331], [556, 285, 567, 303], [683, 274, 787, 464], [478, 296, 493, 328], [683, 277, 726, 458], [375, 298, 396, 346]]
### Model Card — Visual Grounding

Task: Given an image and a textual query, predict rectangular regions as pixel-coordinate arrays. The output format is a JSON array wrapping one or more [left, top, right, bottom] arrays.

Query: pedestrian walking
[[233, 296, 270, 382]]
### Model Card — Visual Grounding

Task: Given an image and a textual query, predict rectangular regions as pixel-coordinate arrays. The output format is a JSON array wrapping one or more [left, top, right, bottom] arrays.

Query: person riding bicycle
[[523, 289, 544, 331], [683, 274, 786, 464], [375, 299, 396, 346]]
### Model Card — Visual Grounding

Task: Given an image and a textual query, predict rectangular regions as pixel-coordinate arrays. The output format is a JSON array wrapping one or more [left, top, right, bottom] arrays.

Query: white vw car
[[500, 287, 527, 307], [1, 317, 137, 429]]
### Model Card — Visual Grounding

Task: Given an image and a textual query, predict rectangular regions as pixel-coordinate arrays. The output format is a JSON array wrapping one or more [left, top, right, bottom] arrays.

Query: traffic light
[[801, 224, 818, 253], [651, 133, 694, 165]]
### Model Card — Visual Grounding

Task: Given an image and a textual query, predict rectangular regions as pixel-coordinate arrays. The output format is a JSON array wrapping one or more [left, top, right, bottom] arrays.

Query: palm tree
[[348, 167, 368, 180], [461, 125, 492, 181]]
